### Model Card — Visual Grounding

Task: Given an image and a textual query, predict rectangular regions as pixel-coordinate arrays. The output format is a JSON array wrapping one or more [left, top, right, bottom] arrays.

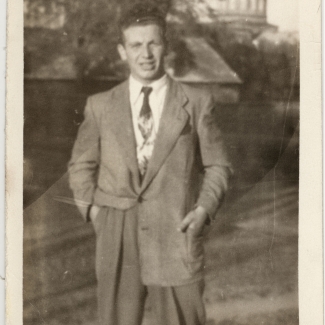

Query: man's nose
[[142, 45, 153, 58]]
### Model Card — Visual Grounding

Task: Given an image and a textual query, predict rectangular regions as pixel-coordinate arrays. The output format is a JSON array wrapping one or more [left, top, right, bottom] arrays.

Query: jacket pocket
[[186, 231, 204, 275]]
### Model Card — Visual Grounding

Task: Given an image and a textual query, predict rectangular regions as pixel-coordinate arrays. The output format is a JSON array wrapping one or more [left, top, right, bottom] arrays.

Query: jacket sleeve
[[68, 97, 100, 221], [196, 94, 233, 220]]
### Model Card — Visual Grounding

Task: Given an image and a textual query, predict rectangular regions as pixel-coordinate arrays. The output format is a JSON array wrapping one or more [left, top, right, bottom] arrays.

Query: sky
[[267, 0, 299, 31]]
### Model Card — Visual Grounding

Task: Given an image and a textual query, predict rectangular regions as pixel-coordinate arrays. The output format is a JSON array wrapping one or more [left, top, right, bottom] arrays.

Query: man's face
[[118, 24, 166, 84]]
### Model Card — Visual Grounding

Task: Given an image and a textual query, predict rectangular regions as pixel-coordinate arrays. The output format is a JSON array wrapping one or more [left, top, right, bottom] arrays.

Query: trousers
[[93, 206, 206, 325]]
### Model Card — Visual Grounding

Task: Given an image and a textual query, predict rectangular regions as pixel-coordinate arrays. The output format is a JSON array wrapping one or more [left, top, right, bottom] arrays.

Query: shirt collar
[[129, 74, 168, 105]]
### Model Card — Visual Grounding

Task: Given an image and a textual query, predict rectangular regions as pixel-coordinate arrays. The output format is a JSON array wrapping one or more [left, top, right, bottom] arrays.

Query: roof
[[166, 37, 242, 84]]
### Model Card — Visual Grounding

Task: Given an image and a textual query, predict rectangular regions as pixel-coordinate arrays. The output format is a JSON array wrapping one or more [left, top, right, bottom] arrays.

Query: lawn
[[23, 80, 299, 324]]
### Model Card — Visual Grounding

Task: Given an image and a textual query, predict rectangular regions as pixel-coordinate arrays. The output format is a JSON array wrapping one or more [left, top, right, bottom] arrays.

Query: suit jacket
[[68, 76, 232, 286]]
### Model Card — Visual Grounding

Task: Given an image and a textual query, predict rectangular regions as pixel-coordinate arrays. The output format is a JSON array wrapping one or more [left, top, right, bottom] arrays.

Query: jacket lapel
[[140, 77, 189, 192], [107, 80, 141, 189]]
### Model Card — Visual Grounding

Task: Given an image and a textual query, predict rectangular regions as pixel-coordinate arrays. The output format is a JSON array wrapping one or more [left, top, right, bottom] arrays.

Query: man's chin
[[140, 71, 161, 81], [140, 68, 156, 75], [132, 69, 164, 83]]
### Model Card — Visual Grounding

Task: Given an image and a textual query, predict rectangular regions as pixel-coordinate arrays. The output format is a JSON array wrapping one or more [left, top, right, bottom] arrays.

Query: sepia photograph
[[17, 0, 305, 324]]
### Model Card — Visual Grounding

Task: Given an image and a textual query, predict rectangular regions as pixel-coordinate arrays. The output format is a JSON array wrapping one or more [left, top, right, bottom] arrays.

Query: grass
[[23, 81, 299, 324]]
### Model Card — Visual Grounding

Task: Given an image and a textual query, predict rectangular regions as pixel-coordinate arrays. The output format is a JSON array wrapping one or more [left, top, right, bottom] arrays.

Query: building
[[171, 0, 276, 36], [173, 0, 267, 22], [206, 0, 267, 23]]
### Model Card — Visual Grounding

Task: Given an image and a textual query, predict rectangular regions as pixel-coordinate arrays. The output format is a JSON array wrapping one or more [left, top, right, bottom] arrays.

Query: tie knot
[[142, 87, 153, 98]]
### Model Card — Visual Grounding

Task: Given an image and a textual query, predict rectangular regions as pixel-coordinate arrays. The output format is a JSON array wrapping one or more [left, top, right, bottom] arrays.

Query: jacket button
[[137, 196, 143, 203], [141, 226, 149, 231]]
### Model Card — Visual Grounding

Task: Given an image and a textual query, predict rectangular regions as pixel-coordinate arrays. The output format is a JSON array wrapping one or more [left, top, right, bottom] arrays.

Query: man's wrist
[[194, 205, 208, 218], [195, 205, 211, 225], [88, 205, 101, 223]]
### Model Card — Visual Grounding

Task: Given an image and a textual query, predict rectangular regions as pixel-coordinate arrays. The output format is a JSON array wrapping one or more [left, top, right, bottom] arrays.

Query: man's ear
[[117, 44, 127, 61]]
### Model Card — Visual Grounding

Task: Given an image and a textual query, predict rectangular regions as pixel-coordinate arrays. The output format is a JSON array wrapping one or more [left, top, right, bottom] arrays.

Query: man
[[69, 4, 232, 325]]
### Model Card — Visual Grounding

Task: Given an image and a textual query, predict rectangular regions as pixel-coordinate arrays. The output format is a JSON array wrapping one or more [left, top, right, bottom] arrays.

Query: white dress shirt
[[129, 74, 168, 149]]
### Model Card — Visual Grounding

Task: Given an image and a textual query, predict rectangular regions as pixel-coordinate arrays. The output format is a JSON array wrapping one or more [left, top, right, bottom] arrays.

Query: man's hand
[[177, 206, 209, 236], [89, 205, 101, 223]]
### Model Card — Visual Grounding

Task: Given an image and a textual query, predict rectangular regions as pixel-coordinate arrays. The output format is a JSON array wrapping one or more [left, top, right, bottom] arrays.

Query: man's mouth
[[140, 62, 155, 70]]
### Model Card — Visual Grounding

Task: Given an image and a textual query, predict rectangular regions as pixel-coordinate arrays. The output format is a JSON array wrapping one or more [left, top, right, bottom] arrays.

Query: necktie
[[137, 87, 155, 177]]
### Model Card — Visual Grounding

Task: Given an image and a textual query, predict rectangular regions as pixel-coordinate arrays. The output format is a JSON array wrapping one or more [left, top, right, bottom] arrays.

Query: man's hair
[[118, 3, 167, 43]]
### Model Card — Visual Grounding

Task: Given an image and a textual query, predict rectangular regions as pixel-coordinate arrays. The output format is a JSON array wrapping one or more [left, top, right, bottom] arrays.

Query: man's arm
[[68, 97, 100, 221], [178, 94, 232, 234]]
